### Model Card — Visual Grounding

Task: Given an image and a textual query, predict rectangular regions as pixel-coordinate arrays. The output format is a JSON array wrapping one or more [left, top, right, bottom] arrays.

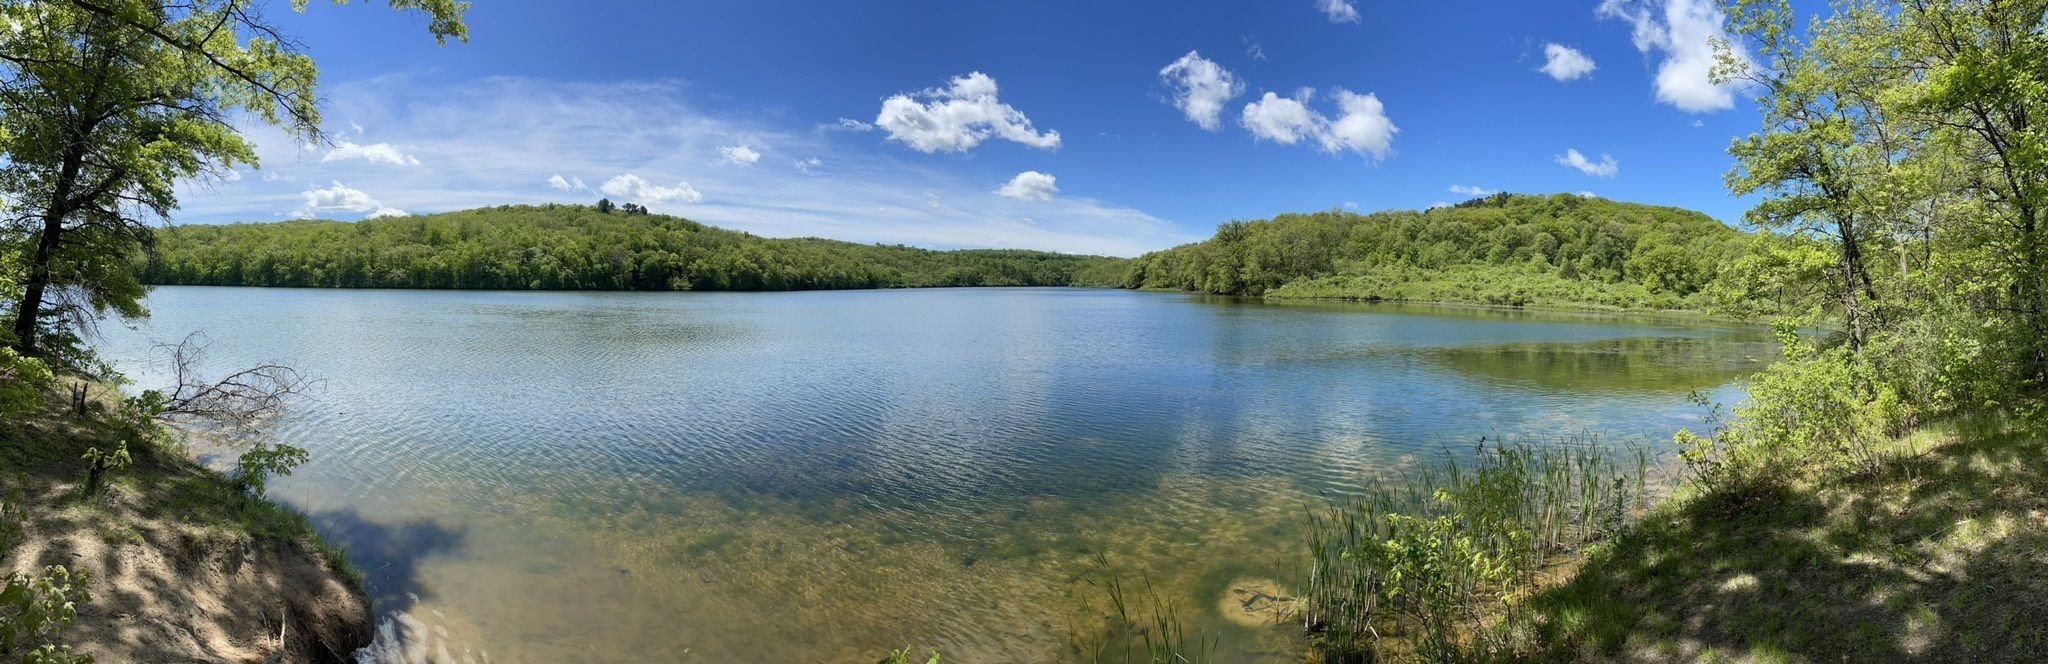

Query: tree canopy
[[1120, 192, 1751, 310], [0, 0, 467, 361], [138, 204, 1132, 291]]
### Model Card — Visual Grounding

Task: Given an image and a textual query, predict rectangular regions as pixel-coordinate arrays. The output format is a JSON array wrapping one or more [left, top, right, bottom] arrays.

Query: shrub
[[232, 442, 308, 498], [0, 349, 53, 422]]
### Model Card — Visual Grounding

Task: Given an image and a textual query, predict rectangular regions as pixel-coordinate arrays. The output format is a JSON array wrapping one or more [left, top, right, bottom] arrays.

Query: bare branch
[[156, 332, 314, 430]]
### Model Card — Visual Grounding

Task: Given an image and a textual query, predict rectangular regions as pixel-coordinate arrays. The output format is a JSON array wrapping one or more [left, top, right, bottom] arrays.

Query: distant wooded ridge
[[141, 194, 1774, 312]]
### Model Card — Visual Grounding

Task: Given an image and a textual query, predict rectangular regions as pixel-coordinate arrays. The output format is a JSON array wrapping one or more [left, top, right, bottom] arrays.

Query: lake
[[98, 286, 1774, 662]]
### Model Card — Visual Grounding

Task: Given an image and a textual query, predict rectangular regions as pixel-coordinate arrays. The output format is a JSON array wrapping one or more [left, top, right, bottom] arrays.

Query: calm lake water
[[100, 286, 1774, 663]]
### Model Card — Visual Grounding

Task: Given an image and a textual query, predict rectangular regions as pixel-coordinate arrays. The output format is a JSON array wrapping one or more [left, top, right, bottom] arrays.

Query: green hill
[[1120, 192, 1747, 310], [139, 204, 1131, 291]]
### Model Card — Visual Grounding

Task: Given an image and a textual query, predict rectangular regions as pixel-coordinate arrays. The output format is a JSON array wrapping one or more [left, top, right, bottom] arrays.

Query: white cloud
[[1317, 0, 1360, 23], [320, 141, 420, 166], [1242, 35, 1267, 61], [875, 72, 1061, 153], [794, 157, 822, 174], [995, 171, 1059, 202], [1597, 0, 1752, 113], [1242, 91, 1320, 145], [600, 173, 704, 204], [1557, 149, 1619, 177], [718, 144, 762, 166], [1323, 90, 1397, 160], [1540, 43, 1597, 81], [1159, 51, 1245, 132], [1240, 88, 1397, 161], [298, 181, 406, 218], [1578, 191, 1599, 197], [348, 120, 365, 135], [1449, 184, 1494, 197], [547, 174, 588, 192]]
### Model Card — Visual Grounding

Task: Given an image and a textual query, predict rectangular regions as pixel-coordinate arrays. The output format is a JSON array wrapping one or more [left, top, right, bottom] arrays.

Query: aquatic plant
[[1081, 552, 1216, 664]]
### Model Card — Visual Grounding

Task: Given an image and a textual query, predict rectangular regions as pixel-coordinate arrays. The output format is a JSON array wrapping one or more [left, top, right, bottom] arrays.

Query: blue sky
[[176, 0, 1793, 256]]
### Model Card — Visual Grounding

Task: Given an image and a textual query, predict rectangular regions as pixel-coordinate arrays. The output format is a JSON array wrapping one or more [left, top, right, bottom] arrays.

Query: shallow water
[[99, 286, 1773, 662]]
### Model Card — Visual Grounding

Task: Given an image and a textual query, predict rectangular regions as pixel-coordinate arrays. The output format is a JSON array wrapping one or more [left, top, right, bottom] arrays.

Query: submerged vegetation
[[139, 204, 1132, 291]]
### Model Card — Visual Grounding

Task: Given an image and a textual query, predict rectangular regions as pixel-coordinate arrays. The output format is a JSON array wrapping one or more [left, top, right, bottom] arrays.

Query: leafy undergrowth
[[1494, 416, 2048, 662]]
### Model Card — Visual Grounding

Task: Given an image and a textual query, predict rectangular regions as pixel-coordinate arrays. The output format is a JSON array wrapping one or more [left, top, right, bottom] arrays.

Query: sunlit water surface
[[99, 287, 1773, 662]]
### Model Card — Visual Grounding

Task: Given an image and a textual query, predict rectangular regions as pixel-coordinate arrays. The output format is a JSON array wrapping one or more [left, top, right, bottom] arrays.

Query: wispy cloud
[[1317, 0, 1360, 24], [321, 141, 420, 166], [171, 76, 1190, 257]]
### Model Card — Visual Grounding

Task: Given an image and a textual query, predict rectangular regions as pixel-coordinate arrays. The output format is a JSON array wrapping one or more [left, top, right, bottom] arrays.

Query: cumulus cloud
[[1597, 0, 1752, 112], [1540, 43, 1597, 81], [600, 173, 704, 204], [1557, 149, 1619, 177], [719, 145, 762, 166], [547, 174, 588, 192], [298, 181, 406, 218], [875, 72, 1061, 153], [995, 171, 1059, 201], [320, 141, 420, 166], [794, 157, 822, 174], [1159, 51, 1244, 131], [1449, 184, 1494, 197], [1240, 88, 1397, 161], [1317, 0, 1360, 23]]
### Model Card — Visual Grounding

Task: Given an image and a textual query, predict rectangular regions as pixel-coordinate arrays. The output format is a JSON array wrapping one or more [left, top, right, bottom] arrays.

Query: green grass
[[1493, 415, 2048, 661]]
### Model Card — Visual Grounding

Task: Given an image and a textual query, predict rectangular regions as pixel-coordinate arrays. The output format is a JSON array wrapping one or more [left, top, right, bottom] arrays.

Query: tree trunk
[[1836, 217, 1875, 351], [10, 138, 85, 356], [9, 215, 65, 355]]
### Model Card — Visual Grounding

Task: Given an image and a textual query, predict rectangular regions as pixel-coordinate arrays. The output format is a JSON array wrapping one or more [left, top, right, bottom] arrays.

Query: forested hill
[[1121, 193, 1749, 310], [139, 204, 1131, 291]]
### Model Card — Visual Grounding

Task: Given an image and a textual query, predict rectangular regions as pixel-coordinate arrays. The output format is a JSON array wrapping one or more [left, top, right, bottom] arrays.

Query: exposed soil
[[2, 383, 372, 663]]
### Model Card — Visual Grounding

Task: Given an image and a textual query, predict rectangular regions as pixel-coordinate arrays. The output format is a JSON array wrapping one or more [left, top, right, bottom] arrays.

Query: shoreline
[[0, 378, 373, 663]]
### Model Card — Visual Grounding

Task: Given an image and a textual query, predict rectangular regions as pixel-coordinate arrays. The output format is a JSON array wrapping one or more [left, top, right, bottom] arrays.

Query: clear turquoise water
[[100, 286, 1773, 662]]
